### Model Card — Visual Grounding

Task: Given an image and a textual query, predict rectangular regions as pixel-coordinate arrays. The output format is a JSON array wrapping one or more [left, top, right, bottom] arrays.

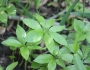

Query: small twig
[[48, 9, 66, 19], [7, 20, 14, 31]]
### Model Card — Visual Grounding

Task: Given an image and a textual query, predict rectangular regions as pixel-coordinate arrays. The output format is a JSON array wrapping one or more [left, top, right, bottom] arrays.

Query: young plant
[[0, 0, 16, 25]]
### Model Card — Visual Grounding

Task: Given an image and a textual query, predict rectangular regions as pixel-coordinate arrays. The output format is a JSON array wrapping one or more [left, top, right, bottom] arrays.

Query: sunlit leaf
[[34, 54, 53, 64], [6, 4, 16, 17], [1, 38, 22, 48], [22, 18, 42, 30], [50, 32, 67, 46], [49, 26, 65, 32], [6, 62, 18, 70], [16, 25, 26, 45], [20, 47, 29, 60], [26, 30, 43, 43], [48, 58, 56, 70], [73, 54, 86, 70], [44, 33, 55, 53]]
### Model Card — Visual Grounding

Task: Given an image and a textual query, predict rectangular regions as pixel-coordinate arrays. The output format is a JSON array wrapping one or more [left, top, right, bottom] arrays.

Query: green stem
[[60, 0, 79, 25], [25, 61, 27, 70], [19, 58, 24, 67], [82, 0, 85, 20]]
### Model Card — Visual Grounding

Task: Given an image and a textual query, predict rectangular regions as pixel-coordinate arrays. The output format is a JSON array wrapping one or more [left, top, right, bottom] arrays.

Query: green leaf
[[49, 26, 65, 32], [45, 19, 55, 29], [0, 7, 5, 12], [48, 59, 56, 70], [50, 32, 67, 46], [82, 45, 90, 59], [6, 4, 16, 17], [0, 11, 7, 24], [1, 38, 22, 48], [86, 65, 90, 70], [0, 0, 3, 6], [84, 23, 90, 32], [76, 32, 86, 41], [34, 54, 53, 64], [34, 13, 45, 27], [31, 62, 40, 69], [0, 65, 3, 70], [64, 65, 77, 70], [86, 32, 90, 43], [22, 18, 41, 30], [16, 25, 26, 45], [34, 0, 40, 7], [56, 58, 65, 68], [26, 30, 43, 43], [61, 53, 73, 63], [20, 47, 29, 60], [59, 47, 70, 54], [53, 43, 59, 55], [84, 54, 90, 63], [73, 19, 84, 32], [6, 62, 18, 70], [44, 33, 55, 53], [73, 54, 86, 70]]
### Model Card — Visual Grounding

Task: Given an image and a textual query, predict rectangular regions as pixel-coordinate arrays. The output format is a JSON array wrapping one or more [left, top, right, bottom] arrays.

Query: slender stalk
[[60, 0, 79, 25], [25, 61, 27, 70], [82, 0, 85, 20]]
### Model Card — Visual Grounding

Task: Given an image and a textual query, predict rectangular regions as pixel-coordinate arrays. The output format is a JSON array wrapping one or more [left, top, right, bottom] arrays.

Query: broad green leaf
[[16, 25, 26, 45], [0, 7, 5, 12], [56, 58, 65, 68], [59, 47, 70, 54], [49, 26, 65, 32], [31, 62, 40, 69], [76, 32, 86, 41], [64, 65, 77, 70], [86, 32, 90, 43], [6, 62, 18, 70], [84, 23, 90, 32], [1, 38, 22, 47], [6, 4, 16, 17], [39, 66, 47, 70], [50, 32, 67, 46], [84, 54, 90, 63], [82, 45, 90, 59], [73, 54, 86, 70], [86, 65, 90, 70], [45, 19, 55, 29], [0, 0, 3, 6], [34, 13, 45, 27], [34, 54, 53, 64], [61, 53, 73, 63], [0, 11, 7, 24], [48, 59, 56, 70], [73, 19, 84, 32], [26, 30, 43, 43], [20, 47, 29, 60], [22, 18, 41, 30], [53, 43, 59, 56], [44, 33, 55, 53], [34, 0, 40, 7], [0, 65, 3, 70]]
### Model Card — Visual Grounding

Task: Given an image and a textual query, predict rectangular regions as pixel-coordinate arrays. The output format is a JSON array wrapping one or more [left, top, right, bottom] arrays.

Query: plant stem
[[25, 61, 27, 70]]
